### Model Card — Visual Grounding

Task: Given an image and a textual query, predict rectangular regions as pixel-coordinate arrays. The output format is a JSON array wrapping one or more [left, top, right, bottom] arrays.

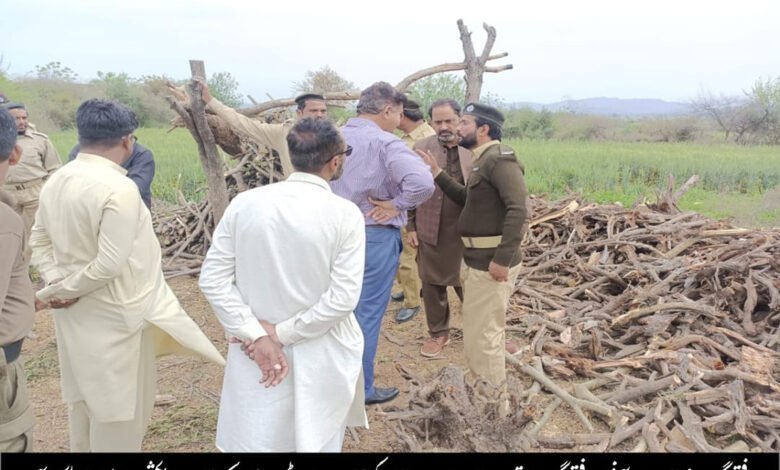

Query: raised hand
[[415, 149, 441, 177]]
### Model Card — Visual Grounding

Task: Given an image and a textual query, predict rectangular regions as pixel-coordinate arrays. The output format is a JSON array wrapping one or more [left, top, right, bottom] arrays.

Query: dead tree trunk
[[457, 20, 511, 102], [238, 19, 512, 118], [169, 60, 230, 225]]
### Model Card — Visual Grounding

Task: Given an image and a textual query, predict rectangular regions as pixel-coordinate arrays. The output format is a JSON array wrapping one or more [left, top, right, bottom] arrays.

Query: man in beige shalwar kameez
[[30, 99, 224, 452]]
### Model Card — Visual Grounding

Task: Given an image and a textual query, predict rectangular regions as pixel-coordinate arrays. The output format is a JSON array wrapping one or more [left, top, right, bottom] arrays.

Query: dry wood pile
[[382, 182, 780, 453], [154, 137, 285, 278]]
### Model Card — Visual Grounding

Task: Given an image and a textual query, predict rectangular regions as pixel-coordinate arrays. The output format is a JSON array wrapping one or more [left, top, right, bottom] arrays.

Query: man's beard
[[437, 131, 457, 146], [458, 130, 478, 150]]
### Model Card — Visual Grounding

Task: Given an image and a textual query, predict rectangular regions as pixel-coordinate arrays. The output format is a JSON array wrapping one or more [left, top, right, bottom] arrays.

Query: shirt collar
[[286, 172, 332, 191], [404, 122, 431, 141], [472, 140, 500, 161], [75, 152, 129, 176]]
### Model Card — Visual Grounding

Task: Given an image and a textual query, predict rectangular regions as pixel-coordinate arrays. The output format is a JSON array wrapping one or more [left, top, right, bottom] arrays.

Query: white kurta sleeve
[[199, 203, 267, 342], [275, 207, 365, 346], [35, 185, 141, 301]]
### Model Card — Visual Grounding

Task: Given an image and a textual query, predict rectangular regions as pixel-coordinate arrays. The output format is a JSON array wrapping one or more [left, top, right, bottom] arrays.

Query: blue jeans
[[355, 226, 402, 398]]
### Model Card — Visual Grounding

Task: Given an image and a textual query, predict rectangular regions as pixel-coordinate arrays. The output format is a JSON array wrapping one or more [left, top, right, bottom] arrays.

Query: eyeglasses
[[327, 145, 352, 162], [126, 134, 138, 143]]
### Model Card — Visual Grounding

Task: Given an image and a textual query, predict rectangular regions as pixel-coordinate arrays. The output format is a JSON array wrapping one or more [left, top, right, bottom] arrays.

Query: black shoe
[[395, 306, 419, 323], [365, 387, 399, 405], [391, 292, 404, 302]]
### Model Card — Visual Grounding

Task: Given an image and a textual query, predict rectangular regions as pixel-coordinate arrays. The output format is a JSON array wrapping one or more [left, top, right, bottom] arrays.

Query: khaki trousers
[[68, 329, 156, 452], [0, 355, 33, 453], [5, 180, 43, 245], [394, 228, 421, 308], [460, 262, 522, 398]]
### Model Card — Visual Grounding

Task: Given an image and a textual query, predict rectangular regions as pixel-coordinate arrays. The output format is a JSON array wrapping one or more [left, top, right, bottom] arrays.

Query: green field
[[50, 130, 780, 228]]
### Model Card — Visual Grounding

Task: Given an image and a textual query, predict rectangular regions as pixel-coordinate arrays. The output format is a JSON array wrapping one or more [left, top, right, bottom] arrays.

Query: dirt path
[[23, 276, 477, 452]]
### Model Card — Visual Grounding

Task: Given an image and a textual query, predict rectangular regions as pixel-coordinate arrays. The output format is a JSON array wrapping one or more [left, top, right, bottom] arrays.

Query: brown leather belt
[[1, 338, 24, 364]]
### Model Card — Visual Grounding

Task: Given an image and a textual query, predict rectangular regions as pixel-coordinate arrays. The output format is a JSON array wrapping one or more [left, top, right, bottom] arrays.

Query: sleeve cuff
[[237, 319, 267, 343], [274, 318, 300, 346]]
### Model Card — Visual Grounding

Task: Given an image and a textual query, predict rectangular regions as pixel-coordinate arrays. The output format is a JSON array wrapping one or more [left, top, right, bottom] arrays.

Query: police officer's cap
[[4, 102, 25, 111], [463, 102, 504, 128]]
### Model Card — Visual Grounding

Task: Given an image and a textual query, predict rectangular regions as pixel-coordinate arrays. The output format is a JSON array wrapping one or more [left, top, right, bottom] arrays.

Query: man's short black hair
[[0, 108, 17, 163], [76, 99, 139, 148], [402, 100, 424, 122], [286, 118, 344, 173], [294, 93, 326, 111]]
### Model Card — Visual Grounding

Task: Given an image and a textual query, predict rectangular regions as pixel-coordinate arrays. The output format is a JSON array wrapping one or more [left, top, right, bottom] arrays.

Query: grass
[[50, 128, 206, 204], [146, 402, 218, 451], [49, 130, 780, 228], [24, 341, 59, 383]]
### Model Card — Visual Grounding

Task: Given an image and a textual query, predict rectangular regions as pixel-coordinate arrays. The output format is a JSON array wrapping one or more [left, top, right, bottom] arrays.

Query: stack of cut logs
[[154, 134, 285, 278], [381, 189, 780, 452]]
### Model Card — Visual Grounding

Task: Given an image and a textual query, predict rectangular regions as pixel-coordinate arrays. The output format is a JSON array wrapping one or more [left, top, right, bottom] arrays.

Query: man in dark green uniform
[[418, 102, 528, 413]]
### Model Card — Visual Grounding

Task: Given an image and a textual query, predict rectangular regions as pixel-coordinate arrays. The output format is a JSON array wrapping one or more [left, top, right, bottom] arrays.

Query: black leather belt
[[2, 338, 23, 364], [366, 224, 399, 230]]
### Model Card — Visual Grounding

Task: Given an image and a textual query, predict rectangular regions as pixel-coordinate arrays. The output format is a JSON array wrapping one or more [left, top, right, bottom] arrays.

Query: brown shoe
[[420, 335, 449, 358]]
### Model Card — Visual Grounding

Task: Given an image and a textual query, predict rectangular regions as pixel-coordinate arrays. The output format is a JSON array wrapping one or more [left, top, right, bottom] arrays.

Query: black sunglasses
[[327, 145, 352, 162]]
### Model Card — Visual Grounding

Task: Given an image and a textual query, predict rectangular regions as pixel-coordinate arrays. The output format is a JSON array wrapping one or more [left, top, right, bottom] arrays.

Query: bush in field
[[632, 117, 700, 142], [504, 108, 554, 140]]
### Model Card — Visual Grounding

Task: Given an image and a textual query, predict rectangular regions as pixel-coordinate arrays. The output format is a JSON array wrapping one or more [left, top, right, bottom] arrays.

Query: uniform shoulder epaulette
[[496, 144, 518, 161], [31, 130, 50, 139]]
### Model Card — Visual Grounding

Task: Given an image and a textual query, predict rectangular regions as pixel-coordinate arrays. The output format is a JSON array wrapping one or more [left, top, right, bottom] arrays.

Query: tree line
[[2, 60, 778, 145]]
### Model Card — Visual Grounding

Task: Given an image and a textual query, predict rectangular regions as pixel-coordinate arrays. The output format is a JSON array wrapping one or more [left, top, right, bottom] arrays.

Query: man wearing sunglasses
[[198, 80, 327, 178], [200, 118, 367, 452]]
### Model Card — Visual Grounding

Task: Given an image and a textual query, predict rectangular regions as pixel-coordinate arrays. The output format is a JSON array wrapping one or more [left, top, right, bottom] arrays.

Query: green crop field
[[50, 130, 780, 228]]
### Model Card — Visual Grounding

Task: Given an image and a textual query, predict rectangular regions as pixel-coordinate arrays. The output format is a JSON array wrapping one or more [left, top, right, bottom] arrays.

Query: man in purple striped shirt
[[331, 82, 434, 405]]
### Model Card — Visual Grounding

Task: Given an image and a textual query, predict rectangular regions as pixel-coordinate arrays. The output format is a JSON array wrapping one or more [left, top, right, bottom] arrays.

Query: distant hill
[[510, 97, 693, 117]]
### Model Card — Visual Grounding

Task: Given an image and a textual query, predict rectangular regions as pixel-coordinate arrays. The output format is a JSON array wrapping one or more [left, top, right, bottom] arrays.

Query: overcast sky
[[2, 0, 778, 104]]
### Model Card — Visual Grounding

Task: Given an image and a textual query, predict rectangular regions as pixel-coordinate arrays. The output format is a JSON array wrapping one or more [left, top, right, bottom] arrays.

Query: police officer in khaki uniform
[[418, 102, 528, 412], [4, 103, 61, 242], [0, 107, 36, 452]]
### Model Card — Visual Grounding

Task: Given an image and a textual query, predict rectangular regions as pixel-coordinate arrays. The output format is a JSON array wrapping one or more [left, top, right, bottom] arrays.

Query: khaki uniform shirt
[[435, 140, 529, 270], [207, 99, 294, 178], [400, 122, 436, 149], [31, 153, 224, 422], [0, 196, 34, 346], [6, 130, 61, 185]]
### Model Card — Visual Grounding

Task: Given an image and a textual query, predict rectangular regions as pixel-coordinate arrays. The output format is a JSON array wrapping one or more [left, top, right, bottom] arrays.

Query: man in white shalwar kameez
[[30, 99, 225, 452], [200, 117, 368, 452]]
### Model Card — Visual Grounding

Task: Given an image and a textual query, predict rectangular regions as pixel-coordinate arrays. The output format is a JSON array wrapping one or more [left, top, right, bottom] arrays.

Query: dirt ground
[[22, 276, 573, 452]]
